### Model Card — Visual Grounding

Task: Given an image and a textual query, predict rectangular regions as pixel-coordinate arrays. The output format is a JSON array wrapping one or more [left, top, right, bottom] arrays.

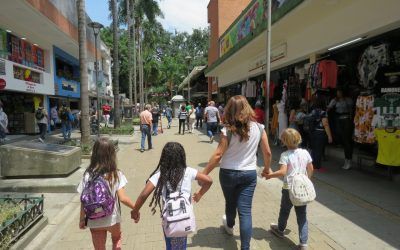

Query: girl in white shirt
[[131, 142, 212, 250], [263, 128, 314, 250], [78, 137, 136, 250]]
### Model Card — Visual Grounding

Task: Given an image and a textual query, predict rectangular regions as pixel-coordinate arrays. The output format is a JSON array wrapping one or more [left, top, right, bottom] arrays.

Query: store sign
[[219, 0, 303, 57], [249, 43, 287, 72], [25, 81, 36, 93], [0, 78, 6, 90]]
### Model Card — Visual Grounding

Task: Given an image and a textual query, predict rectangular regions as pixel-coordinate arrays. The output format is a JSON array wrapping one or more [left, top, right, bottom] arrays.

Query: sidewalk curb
[[10, 216, 48, 250]]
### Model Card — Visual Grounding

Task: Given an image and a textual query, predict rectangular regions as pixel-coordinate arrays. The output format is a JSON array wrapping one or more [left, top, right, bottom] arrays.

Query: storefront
[[0, 28, 53, 134]]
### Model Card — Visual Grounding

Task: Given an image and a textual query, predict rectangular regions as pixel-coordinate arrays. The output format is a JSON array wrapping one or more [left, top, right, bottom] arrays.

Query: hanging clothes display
[[277, 100, 287, 138], [354, 95, 375, 144], [374, 129, 400, 167], [318, 60, 338, 89], [358, 43, 390, 89], [271, 102, 279, 135]]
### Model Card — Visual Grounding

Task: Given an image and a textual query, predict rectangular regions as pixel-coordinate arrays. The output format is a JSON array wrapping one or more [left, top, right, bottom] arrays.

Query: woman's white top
[[220, 122, 264, 171]]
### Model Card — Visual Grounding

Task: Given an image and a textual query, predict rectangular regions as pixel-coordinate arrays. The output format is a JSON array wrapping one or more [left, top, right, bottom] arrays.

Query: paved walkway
[[27, 119, 399, 250]]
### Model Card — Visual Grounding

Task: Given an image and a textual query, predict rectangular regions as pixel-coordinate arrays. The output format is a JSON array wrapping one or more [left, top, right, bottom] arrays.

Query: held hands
[[79, 219, 86, 230], [192, 192, 203, 203], [261, 168, 273, 180], [131, 209, 140, 223]]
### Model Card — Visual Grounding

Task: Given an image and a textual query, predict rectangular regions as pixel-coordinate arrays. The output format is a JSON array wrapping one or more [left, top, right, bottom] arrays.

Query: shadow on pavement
[[189, 227, 239, 249]]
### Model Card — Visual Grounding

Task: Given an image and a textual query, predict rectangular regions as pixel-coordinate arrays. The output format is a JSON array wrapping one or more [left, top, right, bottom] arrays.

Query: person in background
[[327, 89, 353, 170], [140, 104, 153, 153], [36, 103, 48, 143], [151, 106, 161, 136], [0, 102, 8, 144], [188, 102, 196, 133], [204, 101, 220, 143], [59, 102, 72, 141], [309, 99, 333, 170], [218, 103, 225, 122], [178, 105, 188, 135], [254, 101, 265, 124], [102, 102, 111, 128], [165, 105, 173, 129], [195, 103, 203, 129], [50, 105, 59, 130], [185, 102, 192, 131]]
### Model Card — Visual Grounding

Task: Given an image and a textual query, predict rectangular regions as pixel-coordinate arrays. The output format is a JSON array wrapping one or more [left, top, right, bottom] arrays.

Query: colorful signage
[[219, 0, 303, 57]]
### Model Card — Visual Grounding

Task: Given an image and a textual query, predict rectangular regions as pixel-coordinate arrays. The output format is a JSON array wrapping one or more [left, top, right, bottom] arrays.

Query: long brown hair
[[223, 95, 256, 142], [85, 137, 119, 188]]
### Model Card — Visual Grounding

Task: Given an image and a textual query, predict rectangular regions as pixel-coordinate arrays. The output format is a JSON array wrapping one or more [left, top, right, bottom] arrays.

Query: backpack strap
[[165, 178, 184, 199]]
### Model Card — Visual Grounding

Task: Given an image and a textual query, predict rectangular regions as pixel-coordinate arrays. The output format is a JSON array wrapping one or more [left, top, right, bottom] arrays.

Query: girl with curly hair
[[202, 95, 272, 250], [131, 142, 212, 250]]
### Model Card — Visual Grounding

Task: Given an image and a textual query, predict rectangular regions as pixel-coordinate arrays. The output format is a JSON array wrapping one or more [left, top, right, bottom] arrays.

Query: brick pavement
[[27, 118, 395, 250]]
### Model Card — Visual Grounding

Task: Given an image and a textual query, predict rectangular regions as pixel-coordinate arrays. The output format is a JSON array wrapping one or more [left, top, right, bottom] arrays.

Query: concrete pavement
[[26, 118, 400, 249]]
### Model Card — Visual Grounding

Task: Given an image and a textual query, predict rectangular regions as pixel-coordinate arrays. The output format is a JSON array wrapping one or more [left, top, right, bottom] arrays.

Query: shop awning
[[178, 66, 206, 90]]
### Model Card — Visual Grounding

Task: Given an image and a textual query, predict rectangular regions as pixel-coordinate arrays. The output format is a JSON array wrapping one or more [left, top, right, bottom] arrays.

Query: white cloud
[[158, 0, 209, 34]]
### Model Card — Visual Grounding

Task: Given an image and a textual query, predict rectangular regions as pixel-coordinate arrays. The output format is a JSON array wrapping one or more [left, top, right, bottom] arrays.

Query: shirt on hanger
[[375, 129, 400, 167], [318, 60, 338, 89]]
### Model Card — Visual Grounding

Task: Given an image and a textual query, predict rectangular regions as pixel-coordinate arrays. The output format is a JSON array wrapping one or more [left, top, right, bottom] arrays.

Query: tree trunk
[[111, 0, 120, 128], [77, 0, 90, 144], [138, 25, 144, 111], [127, 0, 133, 106], [132, 0, 138, 115]]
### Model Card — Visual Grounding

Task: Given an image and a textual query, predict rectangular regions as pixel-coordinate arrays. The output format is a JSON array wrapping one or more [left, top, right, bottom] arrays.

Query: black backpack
[[35, 109, 44, 120]]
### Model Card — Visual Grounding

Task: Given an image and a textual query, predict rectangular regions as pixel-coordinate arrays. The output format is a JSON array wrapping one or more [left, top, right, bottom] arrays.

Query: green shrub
[[100, 125, 134, 135]]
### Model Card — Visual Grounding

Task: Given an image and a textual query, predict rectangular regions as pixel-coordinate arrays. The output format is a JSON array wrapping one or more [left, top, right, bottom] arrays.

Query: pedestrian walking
[[59, 102, 72, 141], [188, 102, 195, 133], [78, 137, 136, 250], [195, 103, 203, 129], [204, 101, 220, 143], [202, 95, 272, 250], [0, 102, 8, 144], [102, 102, 111, 127], [140, 104, 153, 153], [185, 102, 192, 131], [131, 142, 213, 250], [254, 101, 265, 124], [178, 106, 188, 135], [263, 128, 314, 250], [35, 103, 48, 143], [307, 99, 333, 170], [151, 106, 161, 136], [165, 105, 173, 129], [50, 105, 59, 130]]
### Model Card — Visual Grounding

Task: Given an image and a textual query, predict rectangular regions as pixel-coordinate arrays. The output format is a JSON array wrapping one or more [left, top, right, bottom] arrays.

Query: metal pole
[[264, 0, 272, 133], [94, 32, 100, 137], [187, 68, 190, 102]]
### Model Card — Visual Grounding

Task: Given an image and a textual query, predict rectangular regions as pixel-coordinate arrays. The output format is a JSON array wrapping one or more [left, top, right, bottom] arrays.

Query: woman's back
[[220, 121, 263, 171]]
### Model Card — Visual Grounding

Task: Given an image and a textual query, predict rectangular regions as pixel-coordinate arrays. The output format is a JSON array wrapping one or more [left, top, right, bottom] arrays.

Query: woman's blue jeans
[[219, 169, 257, 250], [278, 189, 308, 245]]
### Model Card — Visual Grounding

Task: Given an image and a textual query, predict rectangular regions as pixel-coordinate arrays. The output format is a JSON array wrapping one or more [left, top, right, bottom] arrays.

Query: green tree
[[110, 0, 121, 127]]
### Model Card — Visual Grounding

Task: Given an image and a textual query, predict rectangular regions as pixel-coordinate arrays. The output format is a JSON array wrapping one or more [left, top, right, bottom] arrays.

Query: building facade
[[0, 0, 112, 134]]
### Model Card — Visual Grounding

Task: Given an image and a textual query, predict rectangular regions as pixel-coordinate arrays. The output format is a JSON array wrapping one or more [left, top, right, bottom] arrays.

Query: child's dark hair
[[149, 142, 187, 214], [181, 106, 186, 111], [85, 137, 119, 188]]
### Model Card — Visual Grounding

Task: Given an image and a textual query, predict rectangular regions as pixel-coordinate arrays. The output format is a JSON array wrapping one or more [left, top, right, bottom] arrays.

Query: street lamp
[[185, 55, 192, 102], [88, 21, 104, 137]]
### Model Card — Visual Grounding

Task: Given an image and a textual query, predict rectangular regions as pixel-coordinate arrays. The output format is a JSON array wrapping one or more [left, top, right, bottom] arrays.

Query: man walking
[[102, 101, 111, 127], [59, 103, 72, 141], [165, 105, 173, 129], [151, 105, 161, 136], [140, 104, 153, 152], [36, 103, 48, 143], [204, 101, 220, 143], [195, 103, 203, 129]]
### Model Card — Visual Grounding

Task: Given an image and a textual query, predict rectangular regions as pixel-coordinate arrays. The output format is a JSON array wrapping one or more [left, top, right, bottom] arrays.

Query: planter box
[[0, 195, 44, 249], [0, 141, 81, 177]]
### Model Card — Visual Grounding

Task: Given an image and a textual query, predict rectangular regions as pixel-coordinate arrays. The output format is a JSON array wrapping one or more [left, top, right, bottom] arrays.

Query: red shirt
[[318, 60, 338, 89], [254, 108, 265, 124], [102, 105, 111, 115]]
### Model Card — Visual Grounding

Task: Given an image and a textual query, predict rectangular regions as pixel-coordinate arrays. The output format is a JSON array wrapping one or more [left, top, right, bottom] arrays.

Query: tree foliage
[[101, 22, 209, 104]]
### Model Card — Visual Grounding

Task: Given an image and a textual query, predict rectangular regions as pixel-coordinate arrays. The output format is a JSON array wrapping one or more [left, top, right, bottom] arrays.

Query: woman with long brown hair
[[202, 95, 272, 250]]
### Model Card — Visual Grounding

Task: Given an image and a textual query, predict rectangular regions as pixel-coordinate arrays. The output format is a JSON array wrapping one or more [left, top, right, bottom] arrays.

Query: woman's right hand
[[131, 209, 140, 223], [328, 136, 333, 144]]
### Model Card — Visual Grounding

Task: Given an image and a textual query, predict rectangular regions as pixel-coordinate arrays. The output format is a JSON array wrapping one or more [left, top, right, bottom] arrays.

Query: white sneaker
[[342, 159, 352, 170], [222, 215, 234, 235], [210, 136, 214, 143], [38, 138, 44, 143]]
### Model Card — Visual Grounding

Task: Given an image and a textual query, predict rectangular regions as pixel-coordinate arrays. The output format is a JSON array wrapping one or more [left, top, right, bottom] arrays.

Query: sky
[[85, 0, 209, 34]]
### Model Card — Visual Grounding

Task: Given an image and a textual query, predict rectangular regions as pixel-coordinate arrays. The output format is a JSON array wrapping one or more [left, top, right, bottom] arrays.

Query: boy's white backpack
[[162, 181, 196, 237], [289, 168, 316, 206]]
